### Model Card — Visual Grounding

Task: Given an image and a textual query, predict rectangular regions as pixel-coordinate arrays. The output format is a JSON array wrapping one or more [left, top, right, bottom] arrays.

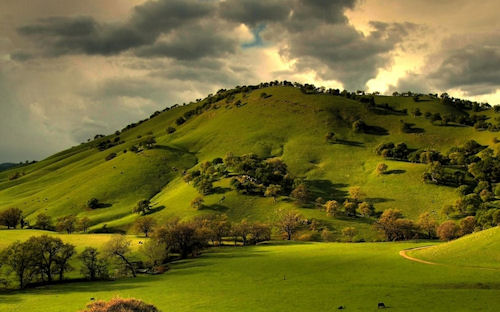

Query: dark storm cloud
[[16, 0, 215, 57], [428, 44, 500, 95], [135, 23, 238, 60], [393, 34, 500, 96], [219, 0, 291, 26], [279, 21, 419, 89]]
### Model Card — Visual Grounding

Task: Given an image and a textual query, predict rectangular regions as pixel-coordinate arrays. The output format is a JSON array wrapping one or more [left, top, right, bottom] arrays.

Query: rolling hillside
[[0, 85, 498, 238], [409, 226, 500, 269]]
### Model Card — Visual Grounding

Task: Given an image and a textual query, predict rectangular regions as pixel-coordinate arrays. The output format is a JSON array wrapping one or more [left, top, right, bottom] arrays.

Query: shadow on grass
[[145, 205, 166, 215], [384, 169, 406, 175], [364, 125, 389, 136], [305, 180, 348, 202], [201, 204, 229, 213], [334, 139, 364, 147]]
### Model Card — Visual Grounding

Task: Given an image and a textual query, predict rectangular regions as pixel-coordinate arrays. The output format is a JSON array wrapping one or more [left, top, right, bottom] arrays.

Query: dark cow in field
[[378, 302, 386, 309]]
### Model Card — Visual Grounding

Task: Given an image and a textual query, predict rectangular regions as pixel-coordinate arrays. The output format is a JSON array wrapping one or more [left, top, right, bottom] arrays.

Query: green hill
[[0, 85, 498, 238], [409, 226, 500, 269]]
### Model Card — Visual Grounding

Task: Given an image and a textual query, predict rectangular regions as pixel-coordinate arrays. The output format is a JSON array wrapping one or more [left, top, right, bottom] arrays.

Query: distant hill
[[1, 83, 498, 238], [0, 163, 17, 172]]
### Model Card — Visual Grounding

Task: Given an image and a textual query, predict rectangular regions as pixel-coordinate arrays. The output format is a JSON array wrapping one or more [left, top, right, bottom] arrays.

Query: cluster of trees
[[0, 235, 76, 288], [184, 154, 295, 198], [129, 136, 157, 153], [376, 140, 500, 230], [0, 208, 91, 233], [375, 209, 497, 242], [321, 187, 374, 218]]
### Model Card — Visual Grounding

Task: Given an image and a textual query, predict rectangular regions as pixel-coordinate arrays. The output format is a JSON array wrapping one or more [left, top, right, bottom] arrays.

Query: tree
[[0, 241, 36, 288], [232, 219, 251, 246], [275, 208, 303, 240], [153, 221, 207, 259], [459, 216, 476, 236], [0, 208, 22, 229], [325, 132, 336, 143], [291, 183, 309, 205], [376, 163, 388, 175], [343, 200, 357, 217], [325, 200, 340, 217], [104, 236, 136, 277], [139, 136, 156, 149], [79, 247, 109, 280], [81, 297, 159, 312], [376, 209, 416, 241], [437, 221, 459, 241], [342, 227, 357, 242], [87, 198, 99, 209], [417, 212, 438, 238], [78, 217, 91, 232], [348, 186, 364, 202], [204, 215, 231, 246], [264, 184, 281, 202], [166, 126, 176, 134], [190, 196, 204, 210], [35, 213, 52, 230], [358, 202, 374, 217], [352, 119, 366, 132], [56, 215, 77, 234], [53, 243, 76, 281], [140, 240, 168, 269], [133, 199, 151, 215], [28, 235, 75, 282], [134, 216, 156, 237]]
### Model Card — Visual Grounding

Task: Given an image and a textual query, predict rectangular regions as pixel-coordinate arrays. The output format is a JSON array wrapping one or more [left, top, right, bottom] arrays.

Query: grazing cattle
[[378, 302, 386, 309], [90, 298, 95, 301], [337, 305, 345, 310]]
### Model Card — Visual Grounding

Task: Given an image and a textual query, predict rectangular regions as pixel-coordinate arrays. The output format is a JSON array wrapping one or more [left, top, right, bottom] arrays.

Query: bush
[[437, 220, 459, 241], [376, 163, 388, 175], [81, 297, 159, 312], [87, 198, 99, 209], [167, 126, 176, 134], [105, 153, 117, 161]]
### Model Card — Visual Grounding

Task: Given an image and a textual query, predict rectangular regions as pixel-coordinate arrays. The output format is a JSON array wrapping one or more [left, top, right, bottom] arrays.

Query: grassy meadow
[[0, 240, 499, 312]]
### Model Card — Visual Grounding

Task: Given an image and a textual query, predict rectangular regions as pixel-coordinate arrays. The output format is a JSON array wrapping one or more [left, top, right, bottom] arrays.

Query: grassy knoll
[[0, 241, 498, 312], [0, 86, 498, 237], [409, 227, 500, 269]]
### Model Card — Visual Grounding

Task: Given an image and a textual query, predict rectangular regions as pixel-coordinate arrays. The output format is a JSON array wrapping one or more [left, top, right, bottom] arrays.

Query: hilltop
[[1, 83, 499, 239]]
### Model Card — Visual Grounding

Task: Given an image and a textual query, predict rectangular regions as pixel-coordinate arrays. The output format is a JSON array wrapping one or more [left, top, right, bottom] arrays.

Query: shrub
[[325, 200, 340, 217], [321, 229, 335, 242], [342, 227, 357, 242], [81, 297, 159, 312], [291, 183, 309, 205], [167, 126, 176, 134], [437, 220, 459, 241], [105, 153, 117, 161], [376, 163, 388, 175], [87, 198, 99, 209]]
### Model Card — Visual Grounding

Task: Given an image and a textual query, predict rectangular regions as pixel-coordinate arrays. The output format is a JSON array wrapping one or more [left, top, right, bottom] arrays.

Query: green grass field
[[0, 240, 498, 312], [409, 227, 500, 269]]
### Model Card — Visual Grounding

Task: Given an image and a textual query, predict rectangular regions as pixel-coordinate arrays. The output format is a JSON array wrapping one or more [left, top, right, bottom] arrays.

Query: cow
[[378, 302, 386, 309]]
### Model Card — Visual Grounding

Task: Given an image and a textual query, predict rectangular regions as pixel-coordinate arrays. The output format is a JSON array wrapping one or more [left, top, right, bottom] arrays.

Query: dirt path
[[399, 246, 438, 265]]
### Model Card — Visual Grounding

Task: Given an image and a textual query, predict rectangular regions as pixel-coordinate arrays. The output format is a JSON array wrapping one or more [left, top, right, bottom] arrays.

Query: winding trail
[[399, 246, 438, 265], [399, 246, 500, 271]]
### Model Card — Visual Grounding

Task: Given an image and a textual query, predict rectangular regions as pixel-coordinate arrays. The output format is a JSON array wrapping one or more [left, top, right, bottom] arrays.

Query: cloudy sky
[[1, 0, 499, 162]]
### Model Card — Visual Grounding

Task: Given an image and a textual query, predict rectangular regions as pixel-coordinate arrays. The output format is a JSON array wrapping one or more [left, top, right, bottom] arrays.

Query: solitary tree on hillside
[[134, 216, 157, 237], [134, 199, 151, 215], [35, 213, 52, 230], [291, 183, 309, 205], [275, 208, 303, 240], [78, 217, 91, 232], [0, 208, 23, 229], [87, 198, 99, 209], [376, 163, 388, 175], [190, 196, 205, 210]]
